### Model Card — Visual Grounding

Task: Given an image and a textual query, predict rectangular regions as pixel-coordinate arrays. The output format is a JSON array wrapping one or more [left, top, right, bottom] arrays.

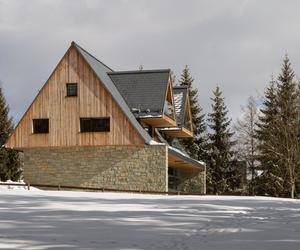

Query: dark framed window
[[33, 119, 49, 134], [66, 83, 78, 97], [80, 117, 110, 132]]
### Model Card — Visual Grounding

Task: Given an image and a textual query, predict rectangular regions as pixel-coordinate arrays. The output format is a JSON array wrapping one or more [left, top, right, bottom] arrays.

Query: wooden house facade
[[5, 42, 206, 193]]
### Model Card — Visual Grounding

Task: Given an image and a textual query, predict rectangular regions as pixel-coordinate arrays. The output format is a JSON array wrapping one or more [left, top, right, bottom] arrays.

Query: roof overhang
[[168, 146, 205, 171], [160, 127, 193, 138], [140, 114, 177, 128]]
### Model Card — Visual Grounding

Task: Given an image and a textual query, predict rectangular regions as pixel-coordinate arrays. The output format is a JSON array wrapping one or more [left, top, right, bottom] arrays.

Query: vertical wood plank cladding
[[6, 46, 144, 148]]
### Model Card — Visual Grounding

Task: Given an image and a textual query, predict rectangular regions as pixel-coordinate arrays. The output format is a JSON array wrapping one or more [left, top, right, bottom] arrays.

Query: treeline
[[0, 56, 299, 198], [177, 55, 300, 198], [0, 84, 21, 181]]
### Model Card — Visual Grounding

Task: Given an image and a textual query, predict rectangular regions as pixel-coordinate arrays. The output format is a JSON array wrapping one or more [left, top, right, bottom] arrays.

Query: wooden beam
[[161, 127, 193, 138], [140, 114, 176, 128]]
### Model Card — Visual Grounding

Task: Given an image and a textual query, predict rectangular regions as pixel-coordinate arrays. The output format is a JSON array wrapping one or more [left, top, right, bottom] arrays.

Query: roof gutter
[[168, 146, 206, 171]]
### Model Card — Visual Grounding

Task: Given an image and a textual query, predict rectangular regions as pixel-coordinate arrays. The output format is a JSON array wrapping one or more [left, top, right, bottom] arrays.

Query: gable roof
[[73, 42, 152, 144], [108, 70, 170, 117], [173, 86, 188, 128]]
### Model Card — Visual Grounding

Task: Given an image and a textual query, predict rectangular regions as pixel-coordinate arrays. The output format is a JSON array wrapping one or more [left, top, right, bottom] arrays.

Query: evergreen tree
[[179, 65, 206, 160], [275, 56, 300, 198], [206, 86, 237, 194], [255, 79, 284, 196], [0, 83, 21, 181], [256, 56, 300, 198]]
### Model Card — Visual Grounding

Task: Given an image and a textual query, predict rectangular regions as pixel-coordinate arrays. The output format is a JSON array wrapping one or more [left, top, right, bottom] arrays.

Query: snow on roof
[[148, 140, 165, 145], [174, 92, 183, 115], [173, 86, 188, 127], [168, 146, 206, 169]]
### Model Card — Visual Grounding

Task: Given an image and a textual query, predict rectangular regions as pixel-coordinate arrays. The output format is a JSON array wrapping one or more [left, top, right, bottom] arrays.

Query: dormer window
[[66, 83, 77, 97]]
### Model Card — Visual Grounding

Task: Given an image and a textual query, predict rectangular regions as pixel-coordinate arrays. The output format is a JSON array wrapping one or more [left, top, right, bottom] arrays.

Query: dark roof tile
[[109, 70, 170, 117]]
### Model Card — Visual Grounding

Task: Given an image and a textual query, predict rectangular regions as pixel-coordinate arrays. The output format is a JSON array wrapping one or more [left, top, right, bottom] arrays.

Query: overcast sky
[[1, 0, 300, 125]]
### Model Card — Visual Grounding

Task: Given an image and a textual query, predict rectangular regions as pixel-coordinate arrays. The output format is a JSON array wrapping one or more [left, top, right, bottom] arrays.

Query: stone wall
[[177, 169, 206, 194], [23, 145, 168, 192]]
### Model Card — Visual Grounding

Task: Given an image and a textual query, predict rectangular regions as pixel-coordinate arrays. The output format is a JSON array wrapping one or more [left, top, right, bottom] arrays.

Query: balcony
[[164, 101, 175, 120]]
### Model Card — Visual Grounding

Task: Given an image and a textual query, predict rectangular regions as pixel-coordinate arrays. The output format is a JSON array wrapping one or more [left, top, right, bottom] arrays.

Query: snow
[[139, 115, 162, 118], [0, 180, 39, 191], [0, 190, 299, 250], [148, 140, 165, 145], [174, 92, 183, 115], [160, 127, 181, 131]]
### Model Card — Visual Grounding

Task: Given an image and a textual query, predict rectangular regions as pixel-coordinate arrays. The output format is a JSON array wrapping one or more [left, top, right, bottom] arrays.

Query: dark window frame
[[32, 119, 49, 134], [66, 83, 78, 97], [80, 117, 110, 133]]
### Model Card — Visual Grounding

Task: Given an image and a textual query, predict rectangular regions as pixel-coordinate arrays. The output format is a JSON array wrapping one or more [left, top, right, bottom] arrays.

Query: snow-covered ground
[[0, 180, 39, 191], [0, 189, 299, 250]]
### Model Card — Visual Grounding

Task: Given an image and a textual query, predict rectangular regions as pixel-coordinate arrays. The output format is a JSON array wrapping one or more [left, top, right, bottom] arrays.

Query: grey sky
[[1, 0, 300, 125]]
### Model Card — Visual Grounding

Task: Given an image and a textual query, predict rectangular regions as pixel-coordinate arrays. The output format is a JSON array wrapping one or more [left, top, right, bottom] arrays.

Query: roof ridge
[[72, 41, 114, 72], [74, 42, 153, 144], [108, 69, 170, 75]]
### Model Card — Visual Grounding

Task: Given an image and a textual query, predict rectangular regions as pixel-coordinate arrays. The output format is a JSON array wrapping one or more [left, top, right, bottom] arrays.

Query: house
[[5, 42, 206, 193]]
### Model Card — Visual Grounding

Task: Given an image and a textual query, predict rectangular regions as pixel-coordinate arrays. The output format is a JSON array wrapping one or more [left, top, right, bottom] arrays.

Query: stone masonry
[[23, 145, 168, 192]]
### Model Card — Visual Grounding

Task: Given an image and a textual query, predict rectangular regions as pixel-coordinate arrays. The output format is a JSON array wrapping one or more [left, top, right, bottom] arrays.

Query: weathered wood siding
[[6, 46, 144, 148]]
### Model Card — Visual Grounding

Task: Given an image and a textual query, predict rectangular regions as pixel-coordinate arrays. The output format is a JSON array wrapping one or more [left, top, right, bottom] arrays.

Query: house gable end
[[6, 44, 145, 149]]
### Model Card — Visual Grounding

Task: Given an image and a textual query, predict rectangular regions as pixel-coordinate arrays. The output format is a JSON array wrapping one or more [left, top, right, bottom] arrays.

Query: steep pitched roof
[[173, 86, 188, 128], [108, 70, 170, 117], [73, 42, 152, 144]]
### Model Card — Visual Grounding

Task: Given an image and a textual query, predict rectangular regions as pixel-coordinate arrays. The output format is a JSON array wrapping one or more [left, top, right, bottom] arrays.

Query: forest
[[173, 55, 300, 199]]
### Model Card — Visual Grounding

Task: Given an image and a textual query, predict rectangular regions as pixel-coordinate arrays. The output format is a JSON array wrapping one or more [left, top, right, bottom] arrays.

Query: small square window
[[33, 119, 49, 134], [66, 83, 77, 97]]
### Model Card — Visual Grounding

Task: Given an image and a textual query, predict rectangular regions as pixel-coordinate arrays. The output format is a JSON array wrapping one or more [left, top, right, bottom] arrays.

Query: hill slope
[[0, 189, 299, 250]]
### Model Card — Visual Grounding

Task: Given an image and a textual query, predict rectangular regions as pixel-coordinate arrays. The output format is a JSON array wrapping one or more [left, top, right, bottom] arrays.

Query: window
[[66, 83, 78, 96], [168, 167, 179, 191], [80, 118, 110, 132], [33, 119, 49, 134], [164, 100, 175, 119]]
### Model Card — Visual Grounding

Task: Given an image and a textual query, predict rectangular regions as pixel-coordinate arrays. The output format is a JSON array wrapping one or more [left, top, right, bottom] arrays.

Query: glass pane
[[33, 119, 49, 133], [80, 118, 110, 132], [66, 83, 77, 96]]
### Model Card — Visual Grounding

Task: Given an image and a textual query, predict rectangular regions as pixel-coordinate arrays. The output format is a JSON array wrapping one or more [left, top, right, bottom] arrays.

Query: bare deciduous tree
[[234, 96, 260, 194]]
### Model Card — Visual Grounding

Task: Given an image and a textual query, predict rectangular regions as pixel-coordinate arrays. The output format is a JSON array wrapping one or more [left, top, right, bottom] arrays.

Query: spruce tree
[[256, 56, 300, 198], [0, 83, 21, 181], [206, 86, 236, 194], [255, 79, 284, 196], [276, 56, 300, 198], [179, 65, 206, 160]]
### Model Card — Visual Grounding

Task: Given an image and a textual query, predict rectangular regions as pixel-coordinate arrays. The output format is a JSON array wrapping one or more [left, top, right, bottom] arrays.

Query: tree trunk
[[291, 182, 295, 199]]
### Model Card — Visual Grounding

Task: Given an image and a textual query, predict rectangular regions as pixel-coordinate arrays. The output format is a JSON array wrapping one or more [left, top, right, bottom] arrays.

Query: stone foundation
[[23, 145, 168, 192]]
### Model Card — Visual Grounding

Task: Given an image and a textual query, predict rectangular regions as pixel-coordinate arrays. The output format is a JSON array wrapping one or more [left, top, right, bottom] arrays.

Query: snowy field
[[0, 188, 299, 250]]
